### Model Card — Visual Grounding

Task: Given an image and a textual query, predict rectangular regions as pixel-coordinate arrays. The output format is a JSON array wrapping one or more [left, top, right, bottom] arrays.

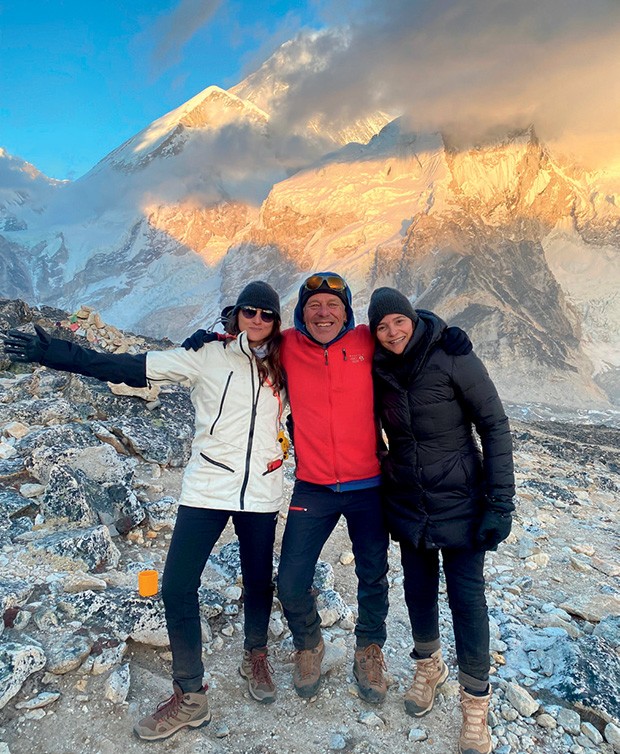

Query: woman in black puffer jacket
[[368, 287, 515, 754]]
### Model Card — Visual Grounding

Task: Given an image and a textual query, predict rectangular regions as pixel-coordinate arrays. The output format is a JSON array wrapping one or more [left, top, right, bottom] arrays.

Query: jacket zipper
[[324, 345, 340, 485], [200, 452, 234, 473], [209, 371, 233, 434], [238, 341, 260, 510]]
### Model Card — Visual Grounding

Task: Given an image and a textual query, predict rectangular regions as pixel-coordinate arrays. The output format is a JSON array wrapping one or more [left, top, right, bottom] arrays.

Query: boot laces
[[359, 644, 387, 685], [461, 694, 489, 739], [153, 686, 184, 721], [412, 654, 441, 693], [251, 651, 274, 685], [294, 649, 318, 679]]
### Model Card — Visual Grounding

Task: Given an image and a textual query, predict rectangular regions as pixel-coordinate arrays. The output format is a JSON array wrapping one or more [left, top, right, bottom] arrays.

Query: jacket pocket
[[200, 452, 235, 473], [209, 371, 233, 434]]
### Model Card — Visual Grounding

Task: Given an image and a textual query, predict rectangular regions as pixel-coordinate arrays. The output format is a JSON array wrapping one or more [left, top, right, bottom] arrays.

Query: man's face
[[303, 293, 347, 344]]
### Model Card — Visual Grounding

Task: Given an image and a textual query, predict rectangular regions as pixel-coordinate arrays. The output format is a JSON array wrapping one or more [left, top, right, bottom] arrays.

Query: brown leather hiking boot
[[353, 643, 387, 704], [239, 647, 276, 703], [292, 638, 325, 698], [133, 682, 211, 741], [404, 648, 449, 717], [459, 686, 492, 754]]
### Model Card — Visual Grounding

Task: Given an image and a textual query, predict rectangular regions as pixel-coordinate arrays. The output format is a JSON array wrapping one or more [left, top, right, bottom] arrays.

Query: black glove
[[441, 326, 472, 356], [182, 329, 223, 351], [2, 324, 51, 363], [476, 508, 512, 551]]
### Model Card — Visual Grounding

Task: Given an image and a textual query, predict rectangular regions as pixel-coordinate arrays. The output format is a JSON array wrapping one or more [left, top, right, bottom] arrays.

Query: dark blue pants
[[277, 481, 389, 651], [162, 505, 277, 693], [400, 541, 489, 691]]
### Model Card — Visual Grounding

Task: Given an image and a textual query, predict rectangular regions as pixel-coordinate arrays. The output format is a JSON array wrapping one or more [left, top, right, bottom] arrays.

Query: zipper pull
[[324, 349, 328, 365], [342, 349, 347, 361]]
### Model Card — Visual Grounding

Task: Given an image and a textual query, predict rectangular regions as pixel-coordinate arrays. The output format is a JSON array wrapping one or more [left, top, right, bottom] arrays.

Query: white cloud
[[273, 0, 620, 168]]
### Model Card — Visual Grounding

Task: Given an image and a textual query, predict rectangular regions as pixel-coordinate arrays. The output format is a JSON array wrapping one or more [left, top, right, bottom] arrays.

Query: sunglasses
[[303, 274, 347, 292], [238, 306, 277, 323]]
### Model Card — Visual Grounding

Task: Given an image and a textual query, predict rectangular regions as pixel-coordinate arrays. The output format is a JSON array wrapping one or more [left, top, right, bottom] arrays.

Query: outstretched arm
[[2, 325, 148, 388]]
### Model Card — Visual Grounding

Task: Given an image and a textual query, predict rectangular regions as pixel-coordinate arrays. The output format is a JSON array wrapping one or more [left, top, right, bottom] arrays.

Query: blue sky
[[1, 0, 619, 181], [0, 0, 329, 180]]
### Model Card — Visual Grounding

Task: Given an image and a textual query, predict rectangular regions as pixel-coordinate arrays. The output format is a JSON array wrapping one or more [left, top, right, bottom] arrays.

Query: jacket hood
[[293, 271, 356, 346]]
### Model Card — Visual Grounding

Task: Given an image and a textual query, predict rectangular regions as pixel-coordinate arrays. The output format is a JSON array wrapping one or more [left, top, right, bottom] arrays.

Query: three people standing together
[[3, 272, 514, 754]]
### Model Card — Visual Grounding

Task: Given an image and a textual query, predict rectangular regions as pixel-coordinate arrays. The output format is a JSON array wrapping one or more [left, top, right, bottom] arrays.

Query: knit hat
[[368, 287, 419, 333], [299, 274, 349, 310], [233, 281, 280, 319]]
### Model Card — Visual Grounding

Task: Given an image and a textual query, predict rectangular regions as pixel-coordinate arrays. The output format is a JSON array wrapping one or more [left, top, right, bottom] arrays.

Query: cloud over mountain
[[274, 0, 620, 168]]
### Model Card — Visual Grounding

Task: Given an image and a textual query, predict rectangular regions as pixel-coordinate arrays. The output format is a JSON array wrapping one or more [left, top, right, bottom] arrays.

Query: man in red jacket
[[277, 272, 390, 703], [181, 272, 470, 704]]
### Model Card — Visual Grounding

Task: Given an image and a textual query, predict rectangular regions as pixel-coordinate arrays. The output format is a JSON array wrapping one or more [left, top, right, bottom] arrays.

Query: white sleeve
[[146, 347, 204, 387]]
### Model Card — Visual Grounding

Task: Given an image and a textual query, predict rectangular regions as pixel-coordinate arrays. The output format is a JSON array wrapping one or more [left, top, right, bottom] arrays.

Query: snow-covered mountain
[[1, 37, 619, 410]]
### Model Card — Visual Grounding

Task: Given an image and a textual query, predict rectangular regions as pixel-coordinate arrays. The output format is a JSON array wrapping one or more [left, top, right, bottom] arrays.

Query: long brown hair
[[229, 315, 286, 393]]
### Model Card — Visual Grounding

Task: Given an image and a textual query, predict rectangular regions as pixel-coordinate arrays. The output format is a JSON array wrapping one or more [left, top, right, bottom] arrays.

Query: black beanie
[[233, 281, 280, 319], [368, 287, 418, 333]]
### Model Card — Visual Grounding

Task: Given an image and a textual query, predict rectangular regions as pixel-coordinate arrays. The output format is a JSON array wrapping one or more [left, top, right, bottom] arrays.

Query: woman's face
[[375, 313, 414, 355], [237, 307, 276, 346]]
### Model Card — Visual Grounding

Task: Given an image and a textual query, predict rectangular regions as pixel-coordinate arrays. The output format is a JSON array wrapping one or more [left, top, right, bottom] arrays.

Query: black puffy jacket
[[373, 312, 515, 548]]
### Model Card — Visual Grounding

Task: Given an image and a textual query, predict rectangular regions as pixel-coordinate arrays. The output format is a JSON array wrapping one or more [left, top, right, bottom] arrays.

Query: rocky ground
[[1, 301, 620, 754]]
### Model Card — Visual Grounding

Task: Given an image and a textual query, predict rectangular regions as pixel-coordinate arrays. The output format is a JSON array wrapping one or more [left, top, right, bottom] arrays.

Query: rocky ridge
[[0, 301, 619, 754]]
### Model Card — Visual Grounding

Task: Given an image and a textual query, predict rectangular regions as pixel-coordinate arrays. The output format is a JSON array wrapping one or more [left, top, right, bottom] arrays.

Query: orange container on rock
[[138, 569, 159, 597]]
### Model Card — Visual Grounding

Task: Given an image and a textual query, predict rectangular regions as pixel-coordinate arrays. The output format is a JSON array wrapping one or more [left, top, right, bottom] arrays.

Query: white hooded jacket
[[146, 331, 285, 513]]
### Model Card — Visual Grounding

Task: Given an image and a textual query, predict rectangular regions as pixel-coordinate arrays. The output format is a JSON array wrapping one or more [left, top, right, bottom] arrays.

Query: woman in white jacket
[[3, 281, 287, 741]]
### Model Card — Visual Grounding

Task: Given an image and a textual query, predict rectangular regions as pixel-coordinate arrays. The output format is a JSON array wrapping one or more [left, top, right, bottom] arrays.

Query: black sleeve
[[42, 338, 148, 388], [451, 351, 515, 507]]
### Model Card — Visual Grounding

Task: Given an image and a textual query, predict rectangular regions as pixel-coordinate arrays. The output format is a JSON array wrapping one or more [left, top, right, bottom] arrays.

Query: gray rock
[[26, 525, 121, 572], [44, 633, 93, 674], [41, 464, 96, 525], [534, 634, 620, 725], [505, 682, 540, 717], [0, 456, 27, 483], [102, 413, 191, 467], [408, 727, 428, 742], [0, 640, 46, 709], [558, 708, 582, 735], [581, 721, 604, 745], [0, 489, 36, 519], [329, 733, 346, 750], [92, 641, 127, 675], [322, 640, 347, 673], [104, 663, 130, 704], [143, 497, 177, 531], [317, 589, 355, 627], [198, 587, 225, 621], [604, 721, 620, 751], [593, 615, 620, 649], [14, 691, 61, 710], [18, 423, 99, 463], [0, 578, 34, 613], [58, 588, 168, 645], [208, 541, 242, 582], [313, 560, 335, 591]]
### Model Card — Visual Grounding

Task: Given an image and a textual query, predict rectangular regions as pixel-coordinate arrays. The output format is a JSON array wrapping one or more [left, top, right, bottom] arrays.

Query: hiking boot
[[292, 638, 325, 698], [353, 643, 387, 704], [459, 686, 492, 754], [133, 682, 211, 741], [404, 648, 449, 717], [239, 647, 277, 703]]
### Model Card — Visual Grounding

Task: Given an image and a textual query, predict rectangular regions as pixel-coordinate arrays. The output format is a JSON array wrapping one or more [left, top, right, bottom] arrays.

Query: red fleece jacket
[[281, 325, 380, 485]]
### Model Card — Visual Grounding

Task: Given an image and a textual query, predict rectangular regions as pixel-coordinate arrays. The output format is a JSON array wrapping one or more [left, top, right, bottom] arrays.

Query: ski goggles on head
[[238, 306, 277, 323], [302, 274, 348, 292]]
